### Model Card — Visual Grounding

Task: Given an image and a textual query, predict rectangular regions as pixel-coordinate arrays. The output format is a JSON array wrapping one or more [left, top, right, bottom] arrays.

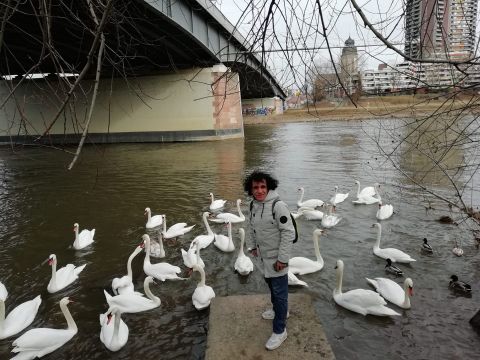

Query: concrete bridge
[[0, 0, 285, 144]]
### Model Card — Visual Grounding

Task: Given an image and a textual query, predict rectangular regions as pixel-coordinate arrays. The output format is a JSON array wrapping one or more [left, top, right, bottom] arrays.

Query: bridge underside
[[1, 0, 279, 99]]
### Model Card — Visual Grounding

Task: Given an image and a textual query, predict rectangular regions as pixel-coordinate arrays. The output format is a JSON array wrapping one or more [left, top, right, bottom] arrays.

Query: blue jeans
[[265, 274, 288, 334]]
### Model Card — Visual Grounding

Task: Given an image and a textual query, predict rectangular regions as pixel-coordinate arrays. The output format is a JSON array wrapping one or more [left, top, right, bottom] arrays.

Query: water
[[0, 119, 479, 359]]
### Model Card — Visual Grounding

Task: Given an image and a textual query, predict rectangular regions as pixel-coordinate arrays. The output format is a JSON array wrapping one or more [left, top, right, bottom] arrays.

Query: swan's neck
[[196, 241, 202, 263], [313, 233, 323, 263], [239, 234, 245, 256], [356, 183, 361, 197], [112, 311, 121, 342], [203, 213, 213, 236], [51, 260, 57, 286], [375, 186, 382, 202], [162, 216, 167, 234], [335, 267, 343, 295], [298, 189, 305, 203], [197, 266, 206, 287], [144, 280, 161, 305], [147, 210, 152, 222], [403, 282, 411, 308], [0, 300, 5, 324], [126, 248, 139, 279], [60, 301, 77, 332], [236, 201, 244, 218], [227, 223, 233, 245], [210, 193, 215, 204], [74, 227, 79, 244], [374, 226, 382, 250], [144, 240, 151, 266]]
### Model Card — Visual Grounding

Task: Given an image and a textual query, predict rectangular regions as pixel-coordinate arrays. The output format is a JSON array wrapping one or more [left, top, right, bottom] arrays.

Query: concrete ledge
[[206, 293, 335, 359]]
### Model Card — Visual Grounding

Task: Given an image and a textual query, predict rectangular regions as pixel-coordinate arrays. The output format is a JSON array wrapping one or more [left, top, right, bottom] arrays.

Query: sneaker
[[261, 309, 290, 320], [265, 329, 288, 350]]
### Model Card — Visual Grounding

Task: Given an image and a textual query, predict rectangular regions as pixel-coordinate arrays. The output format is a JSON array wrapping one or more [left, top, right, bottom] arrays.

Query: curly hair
[[243, 170, 279, 195]]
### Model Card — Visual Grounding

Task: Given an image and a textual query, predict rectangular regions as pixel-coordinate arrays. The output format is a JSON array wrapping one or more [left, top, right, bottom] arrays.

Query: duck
[[209, 193, 227, 211], [449, 275, 471, 293], [297, 187, 324, 208], [234, 228, 254, 276], [452, 241, 464, 256], [142, 234, 186, 281], [330, 186, 349, 205], [209, 199, 245, 224], [352, 180, 379, 205], [190, 212, 215, 250], [297, 206, 324, 220], [99, 306, 129, 352], [104, 276, 161, 314], [288, 271, 308, 287], [161, 215, 195, 240], [374, 183, 394, 220], [385, 258, 403, 276], [213, 221, 235, 252], [72, 223, 95, 250], [0, 295, 42, 339], [333, 260, 400, 316], [191, 264, 215, 310], [145, 207, 164, 229], [366, 277, 414, 309], [289, 229, 325, 275], [46, 254, 87, 293], [111, 244, 144, 295], [371, 223, 416, 263], [181, 239, 205, 271], [0, 281, 7, 301], [11, 297, 77, 360], [421, 238, 433, 254], [321, 204, 341, 228]]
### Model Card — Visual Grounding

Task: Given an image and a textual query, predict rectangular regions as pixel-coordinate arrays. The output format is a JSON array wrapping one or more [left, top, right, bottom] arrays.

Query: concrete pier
[[205, 293, 336, 359]]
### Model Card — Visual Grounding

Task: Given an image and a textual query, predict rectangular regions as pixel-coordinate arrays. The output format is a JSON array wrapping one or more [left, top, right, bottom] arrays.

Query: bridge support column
[[0, 66, 244, 145]]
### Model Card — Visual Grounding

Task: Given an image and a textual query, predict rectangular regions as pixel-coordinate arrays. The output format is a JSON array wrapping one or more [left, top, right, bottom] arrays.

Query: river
[[0, 119, 479, 359]]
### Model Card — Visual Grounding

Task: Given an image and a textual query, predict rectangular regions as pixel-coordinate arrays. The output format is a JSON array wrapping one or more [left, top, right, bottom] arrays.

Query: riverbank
[[243, 94, 477, 124]]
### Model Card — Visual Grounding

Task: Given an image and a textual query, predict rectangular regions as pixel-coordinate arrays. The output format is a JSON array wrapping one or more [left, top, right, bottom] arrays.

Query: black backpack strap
[[271, 199, 281, 219]]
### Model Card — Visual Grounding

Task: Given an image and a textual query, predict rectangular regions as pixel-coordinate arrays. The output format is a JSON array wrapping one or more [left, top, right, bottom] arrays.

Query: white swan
[[366, 277, 414, 309], [352, 180, 379, 205], [0, 295, 41, 339], [46, 254, 87, 293], [209, 192, 227, 211], [145, 207, 163, 229], [143, 234, 186, 281], [149, 234, 166, 258], [321, 204, 341, 228], [213, 221, 235, 252], [297, 206, 324, 220], [0, 281, 7, 301], [111, 244, 144, 295], [234, 228, 254, 275], [333, 260, 400, 316], [289, 229, 324, 275], [374, 183, 393, 220], [161, 215, 195, 239], [190, 212, 215, 249], [209, 199, 245, 223], [192, 265, 215, 310], [182, 239, 205, 270], [288, 271, 308, 287], [11, 297, 77, 360], [99, 307, 129, 352], [104, 276, 161, 314], [372, 223, 416, 263], [297, 187, 324, 208], [330, 186, 349, 205], [72, 223, 95, 250]]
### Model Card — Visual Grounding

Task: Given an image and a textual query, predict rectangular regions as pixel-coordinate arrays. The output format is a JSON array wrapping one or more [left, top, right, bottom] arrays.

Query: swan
[[46, 254, 87, 293], [421, 238, 433, 253], [374, 183, 393, 220], [191, 264, 215, 310], [143, 234, 186, 281], [145, 207, 163, 229], [288, 271, 308, 287], [234, 228, 254, 276], [213, 221, 235, 252], [297, 206, 324, 220], [0, 281, 7, 301], [161, 215, 195, 239], [11, 297, 77, 360], [209, 192, 227, 211], [190, 212, 215, 249], [72, 223, 95, 250], [0, 295, 41, 339], [321, 204, 341, 228], [333, 260, 400, 316], [182, 238, 205, 271], [449, 275, 471, 293], [289, 229, 324, 275], [297, 187, 324, 208], [209, 199, 245, 223], [149, 234, 166, 258], [352, 181, 379, 205], [452, 240, 463, 256], [104, 276, 161, 313], [111, 244, 144, 295], [99, 307, 129, 352], [366, 277, 414, 309], [385, 258, 403, 276], [371, 223, 416, 263], [330, 186, 349, 205]]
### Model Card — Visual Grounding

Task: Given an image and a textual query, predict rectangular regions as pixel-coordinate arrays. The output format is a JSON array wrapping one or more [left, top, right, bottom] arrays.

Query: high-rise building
[[404, 0, 478, 61]]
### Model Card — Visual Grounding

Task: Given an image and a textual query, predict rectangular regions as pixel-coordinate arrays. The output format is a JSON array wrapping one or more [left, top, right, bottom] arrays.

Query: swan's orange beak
[[48, 258, 54, 266], [107, 313, 113, 325], [139, 241, 145, 249], [408, 287, 414, 296]]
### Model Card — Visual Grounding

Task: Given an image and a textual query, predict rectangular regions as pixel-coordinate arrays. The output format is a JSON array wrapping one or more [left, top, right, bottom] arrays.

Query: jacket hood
[[257, 190, 280, 203]]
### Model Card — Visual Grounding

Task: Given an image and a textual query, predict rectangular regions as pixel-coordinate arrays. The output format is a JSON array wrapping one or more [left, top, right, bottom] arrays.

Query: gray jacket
[[248, 190, 295, 278]]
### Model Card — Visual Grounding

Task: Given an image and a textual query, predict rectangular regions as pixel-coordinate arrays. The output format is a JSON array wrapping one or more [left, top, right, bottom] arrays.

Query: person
[[243, 170, 295, 351]]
